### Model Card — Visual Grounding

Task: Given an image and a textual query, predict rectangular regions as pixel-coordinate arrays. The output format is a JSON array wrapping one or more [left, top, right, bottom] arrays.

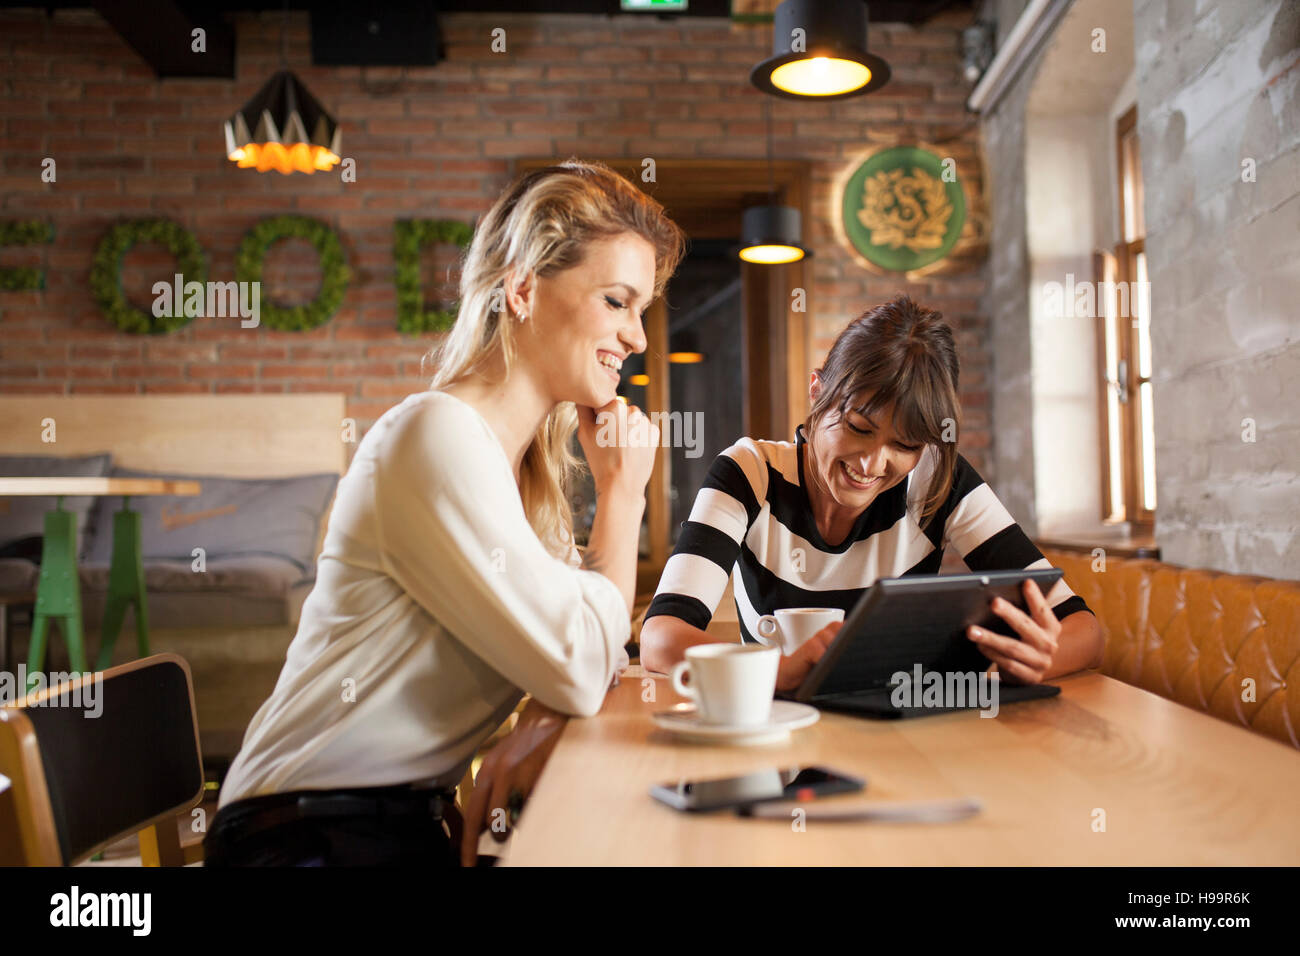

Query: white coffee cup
[[669, 643, 780, 727], [754, 607, 845, 655]]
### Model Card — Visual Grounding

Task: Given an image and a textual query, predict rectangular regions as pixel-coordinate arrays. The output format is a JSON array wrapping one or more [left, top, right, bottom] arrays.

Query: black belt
[[215, 784, 458, 845]]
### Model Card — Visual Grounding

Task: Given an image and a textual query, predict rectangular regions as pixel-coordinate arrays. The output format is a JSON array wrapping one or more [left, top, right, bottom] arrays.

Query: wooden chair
[[0, 653, 205, 866]]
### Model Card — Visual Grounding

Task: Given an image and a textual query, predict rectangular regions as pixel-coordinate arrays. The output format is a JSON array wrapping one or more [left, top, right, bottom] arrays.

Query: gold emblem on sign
[[857, 167, 953, 253]]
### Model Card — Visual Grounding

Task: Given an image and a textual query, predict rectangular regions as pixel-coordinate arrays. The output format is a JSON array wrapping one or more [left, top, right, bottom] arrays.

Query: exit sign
[[620, 0, 689, 10]]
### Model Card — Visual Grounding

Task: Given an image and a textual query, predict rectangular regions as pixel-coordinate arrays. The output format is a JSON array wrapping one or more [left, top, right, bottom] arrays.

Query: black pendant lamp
[[751, 0, 891, 100], [739, 205, 807, 264], [738, 99, 809, 264]]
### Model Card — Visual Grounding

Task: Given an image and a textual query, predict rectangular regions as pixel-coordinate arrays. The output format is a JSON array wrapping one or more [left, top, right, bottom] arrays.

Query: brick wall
[[1, 7, 990, 471]]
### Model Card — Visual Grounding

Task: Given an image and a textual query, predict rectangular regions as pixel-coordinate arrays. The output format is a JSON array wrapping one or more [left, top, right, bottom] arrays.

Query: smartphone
[[650, 766, 865, 813]]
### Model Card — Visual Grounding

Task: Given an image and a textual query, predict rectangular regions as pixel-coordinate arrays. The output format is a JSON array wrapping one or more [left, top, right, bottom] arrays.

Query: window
[[1095, 105, 1156, 528]]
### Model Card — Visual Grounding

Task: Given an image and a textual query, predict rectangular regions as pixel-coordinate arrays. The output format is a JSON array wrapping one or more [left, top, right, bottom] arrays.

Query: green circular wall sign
[[842, 147, 966, 272]]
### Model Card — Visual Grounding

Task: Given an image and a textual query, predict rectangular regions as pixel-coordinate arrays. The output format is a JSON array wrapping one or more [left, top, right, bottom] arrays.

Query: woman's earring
[[517, 310, 527, 323]]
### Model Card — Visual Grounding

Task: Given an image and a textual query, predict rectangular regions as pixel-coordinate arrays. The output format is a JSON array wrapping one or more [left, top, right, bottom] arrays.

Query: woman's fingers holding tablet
[[967, 627, 1050, 684], [966, 581, 1062, 684]]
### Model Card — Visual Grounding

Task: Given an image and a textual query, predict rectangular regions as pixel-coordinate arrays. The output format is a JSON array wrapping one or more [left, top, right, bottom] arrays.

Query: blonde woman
[[207, 161, 687, 867]]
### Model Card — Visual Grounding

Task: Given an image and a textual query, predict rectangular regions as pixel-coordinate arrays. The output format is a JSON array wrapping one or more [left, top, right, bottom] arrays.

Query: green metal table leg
[[28, 497, 86, 693], [95, 496, 150, 672]]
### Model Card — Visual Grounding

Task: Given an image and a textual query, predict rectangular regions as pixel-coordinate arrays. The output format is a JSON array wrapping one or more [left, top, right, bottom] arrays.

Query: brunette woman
[[640, 295, 1102, 692]]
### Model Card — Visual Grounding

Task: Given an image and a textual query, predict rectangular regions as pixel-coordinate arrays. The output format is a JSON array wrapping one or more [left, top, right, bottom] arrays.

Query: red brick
[[219, 345, 288, 361], [71, 344, 144, 360], [580, 46, 650, 64], [1, 345, 67, 361], [407, 99, 482, 119], [144, 382, 207, 393], [113, 99, 183, 116], [544, 66, 613, 82], [114, 363, 184, 378], [365, 119, 442, 136], [70, 383, 139, 394], [508, 120, 579, 138], [47, 100, 104, 117], [434, 120, 509, 140], [186, 364, 256, 378], [330, 361, 399, 378], [261, 363, 331, 379], [0, 384, 64, 394], [43, 364, 113, 379], [287, 382, 353, 394]]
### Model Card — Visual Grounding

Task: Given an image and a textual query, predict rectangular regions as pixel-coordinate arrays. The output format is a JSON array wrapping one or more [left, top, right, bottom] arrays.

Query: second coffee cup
[[753, 607, 845, 655]]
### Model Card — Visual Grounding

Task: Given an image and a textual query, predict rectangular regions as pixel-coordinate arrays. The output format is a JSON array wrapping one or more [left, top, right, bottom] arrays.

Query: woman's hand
[[574, 399, 655, 612], [460, 698, 569, 866], [966, 579, 1061, 684], [577, 399, 658, 497], [774, 621, 842, 693]]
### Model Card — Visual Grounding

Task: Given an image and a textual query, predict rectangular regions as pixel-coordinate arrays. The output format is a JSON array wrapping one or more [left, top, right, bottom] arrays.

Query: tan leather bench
[[1041, 547, 1300, 750]]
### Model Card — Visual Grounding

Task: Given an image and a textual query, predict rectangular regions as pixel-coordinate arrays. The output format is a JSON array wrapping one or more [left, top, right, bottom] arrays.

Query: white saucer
[[652, 701, 820, 745]]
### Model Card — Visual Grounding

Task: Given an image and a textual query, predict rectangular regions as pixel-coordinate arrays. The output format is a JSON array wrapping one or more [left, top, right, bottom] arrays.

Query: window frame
[[1097, 105, 1155, 530]]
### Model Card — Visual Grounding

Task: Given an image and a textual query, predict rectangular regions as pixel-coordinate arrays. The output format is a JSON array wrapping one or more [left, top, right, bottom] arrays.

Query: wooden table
[[506, 665, 1300, 865], [0, 477, 199, 678]]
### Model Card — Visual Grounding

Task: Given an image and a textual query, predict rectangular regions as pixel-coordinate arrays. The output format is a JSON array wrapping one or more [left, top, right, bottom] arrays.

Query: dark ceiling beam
[[5, 1, 969, 26], [92, 0, 234, 78]]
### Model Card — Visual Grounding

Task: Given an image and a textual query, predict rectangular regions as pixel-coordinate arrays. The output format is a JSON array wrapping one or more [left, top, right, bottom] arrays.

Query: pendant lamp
[[739, 205, 807, 264], [225, 69, 341, 175], [738, 98, 809, 264], [751, 0, 891, 100]]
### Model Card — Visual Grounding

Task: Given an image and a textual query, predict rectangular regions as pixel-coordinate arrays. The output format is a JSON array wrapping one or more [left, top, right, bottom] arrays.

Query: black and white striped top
[[645, 424, 1092, 643]]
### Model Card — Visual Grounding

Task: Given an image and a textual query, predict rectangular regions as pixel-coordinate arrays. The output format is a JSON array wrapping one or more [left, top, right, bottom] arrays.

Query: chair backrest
[[0, 653, 203, 865]]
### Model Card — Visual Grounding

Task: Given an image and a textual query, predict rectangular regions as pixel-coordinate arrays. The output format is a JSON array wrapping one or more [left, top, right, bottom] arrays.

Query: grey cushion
[[79, 555, 314, 630], [84, 467, 338, 573], [0, 453, 112, 560], [0, 558, 39, 594]]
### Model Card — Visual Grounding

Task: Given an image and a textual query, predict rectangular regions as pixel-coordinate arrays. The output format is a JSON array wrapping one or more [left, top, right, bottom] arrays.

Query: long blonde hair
[[428, 159, 687, 558]]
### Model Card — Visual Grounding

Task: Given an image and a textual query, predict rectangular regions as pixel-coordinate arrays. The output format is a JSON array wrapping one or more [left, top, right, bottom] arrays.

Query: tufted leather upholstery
[[1041, 547, 1300, 749]]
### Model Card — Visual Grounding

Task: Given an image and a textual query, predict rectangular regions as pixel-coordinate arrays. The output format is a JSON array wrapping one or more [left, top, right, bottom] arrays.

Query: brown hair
[[806, 294, 961, 532], [429, 158, 688, 557]]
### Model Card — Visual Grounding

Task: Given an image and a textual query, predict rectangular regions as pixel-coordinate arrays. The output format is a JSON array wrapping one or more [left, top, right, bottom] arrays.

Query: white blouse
[[218, 390, 630, 807]]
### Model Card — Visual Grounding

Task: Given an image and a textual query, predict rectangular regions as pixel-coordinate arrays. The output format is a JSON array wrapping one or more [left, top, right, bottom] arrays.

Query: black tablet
[[788, 568, 1065, 706]]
